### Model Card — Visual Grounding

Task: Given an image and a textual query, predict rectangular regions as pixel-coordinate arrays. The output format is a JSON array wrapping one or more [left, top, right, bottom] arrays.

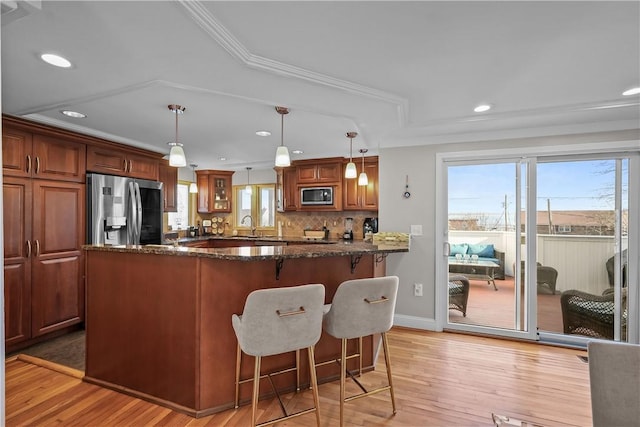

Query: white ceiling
[[2, 1, 639, 171]]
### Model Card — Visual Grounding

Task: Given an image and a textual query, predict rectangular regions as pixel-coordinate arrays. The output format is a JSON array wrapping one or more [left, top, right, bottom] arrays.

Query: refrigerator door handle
[[128, 181, 137, 244], [134, 182, 143, 245]]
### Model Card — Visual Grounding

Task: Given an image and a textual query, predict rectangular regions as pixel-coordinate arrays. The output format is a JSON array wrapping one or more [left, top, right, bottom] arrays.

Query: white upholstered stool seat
[[232, 284, 325, 427], [321, 276, 399, 426]]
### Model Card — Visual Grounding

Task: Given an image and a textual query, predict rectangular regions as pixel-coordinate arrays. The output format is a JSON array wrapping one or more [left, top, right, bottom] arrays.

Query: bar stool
[[232, 284, 325, 427], [322, 276, 399, 426]]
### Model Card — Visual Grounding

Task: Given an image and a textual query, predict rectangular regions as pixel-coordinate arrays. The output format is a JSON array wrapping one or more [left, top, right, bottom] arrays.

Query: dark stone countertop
[[82, 240, 409, 261]]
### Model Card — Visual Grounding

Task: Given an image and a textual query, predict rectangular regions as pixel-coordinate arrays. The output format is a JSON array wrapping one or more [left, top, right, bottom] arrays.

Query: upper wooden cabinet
[[196, 170, 234, 213], [158, 161, 178, 212], [87, 145, 159, 180], [343, 157, 378, 211], [296, 159, 342, 184], [2, 127, 86, 182], [276, 167, 298, 212]]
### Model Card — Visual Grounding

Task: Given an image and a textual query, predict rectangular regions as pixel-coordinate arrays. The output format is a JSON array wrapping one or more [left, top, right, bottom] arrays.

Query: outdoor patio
[[449, 276, 564, 333]]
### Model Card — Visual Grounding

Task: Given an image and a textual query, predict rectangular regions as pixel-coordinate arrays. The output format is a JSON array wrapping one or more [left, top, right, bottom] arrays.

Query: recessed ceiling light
[[61, 110, 86, 118], [218, 157, 227, 161], [255, 130, 271, 137], [622, 87, 640, 96], [40, 53, 72, 68], [292, 149, 304, 154], [474, 104, 492, 113]]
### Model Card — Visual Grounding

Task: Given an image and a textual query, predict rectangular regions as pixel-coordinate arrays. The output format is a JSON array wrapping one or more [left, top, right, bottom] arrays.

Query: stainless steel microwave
[[300, 187, 333, 205]]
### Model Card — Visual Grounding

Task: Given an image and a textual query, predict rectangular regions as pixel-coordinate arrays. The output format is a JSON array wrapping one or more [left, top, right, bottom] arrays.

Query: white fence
[[449, 230, 628, 294]]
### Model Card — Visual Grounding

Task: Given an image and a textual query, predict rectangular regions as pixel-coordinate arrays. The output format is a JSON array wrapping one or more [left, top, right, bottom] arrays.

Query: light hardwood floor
[[5, 328, 591, 426]]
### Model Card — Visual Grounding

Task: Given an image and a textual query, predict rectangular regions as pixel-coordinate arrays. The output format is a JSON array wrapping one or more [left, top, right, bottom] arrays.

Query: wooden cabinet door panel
[[283, 168, 298, 211], [361, 162, 379, 210], [31, 255, 83, 336], [126, 153, 159, 181], [3, 177, 32, 346], [159, 162, 177, 212], [317, 163, 341, 182], [31, 180, 84, 337], [342, 165, 360, 210], [32, 181, 85, 255], [296, 165, 317, 183], [197, 173, 210, 213], [32, 135, 86, 182], [4, 263, 31, 346], [2, 129, 32, 178], [87, 146, 127, 175], [3, 178, 32, 260]]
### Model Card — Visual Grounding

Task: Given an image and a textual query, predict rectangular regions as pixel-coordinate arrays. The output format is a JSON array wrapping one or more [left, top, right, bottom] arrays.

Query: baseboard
[[393, 314, 441, 331]]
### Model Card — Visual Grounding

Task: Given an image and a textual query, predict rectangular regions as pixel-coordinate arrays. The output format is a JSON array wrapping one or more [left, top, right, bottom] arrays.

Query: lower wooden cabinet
[[3, 177, 85, 350]]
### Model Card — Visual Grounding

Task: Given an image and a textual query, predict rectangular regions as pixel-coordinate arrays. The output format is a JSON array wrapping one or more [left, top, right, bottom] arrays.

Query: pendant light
[[167, 104, 187, 167], [344, 132, 358, 179], [274, 106, 291, 167], [245, 167, 252, 195], [189, 164, 198, 193], [358, 148, 369, 186]]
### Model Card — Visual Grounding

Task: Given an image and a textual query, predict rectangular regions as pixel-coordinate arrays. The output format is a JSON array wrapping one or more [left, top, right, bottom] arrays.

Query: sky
[[448, 159, 629, 221]]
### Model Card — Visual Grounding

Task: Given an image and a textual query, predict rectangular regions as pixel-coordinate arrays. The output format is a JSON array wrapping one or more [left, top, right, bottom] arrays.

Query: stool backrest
[[588, 340, 640, 426], [233, 284, 325, 357], [324, 276, 399, 339]]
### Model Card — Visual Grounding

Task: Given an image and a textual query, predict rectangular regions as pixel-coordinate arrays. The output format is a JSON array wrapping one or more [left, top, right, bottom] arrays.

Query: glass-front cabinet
[[196, 170, 234, 213]]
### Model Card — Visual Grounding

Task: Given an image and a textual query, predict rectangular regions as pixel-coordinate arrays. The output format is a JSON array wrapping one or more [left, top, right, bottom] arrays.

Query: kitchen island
[[83, 240, 408, 417]]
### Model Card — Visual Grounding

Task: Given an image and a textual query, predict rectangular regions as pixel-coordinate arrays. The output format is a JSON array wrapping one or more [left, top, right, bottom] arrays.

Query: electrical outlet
[[413, 283, 423, 297]]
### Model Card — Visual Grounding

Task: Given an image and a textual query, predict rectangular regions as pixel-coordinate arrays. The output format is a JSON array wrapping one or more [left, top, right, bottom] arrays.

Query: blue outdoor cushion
[[467, 243, 494, 258], [450, 244, 468, 255]]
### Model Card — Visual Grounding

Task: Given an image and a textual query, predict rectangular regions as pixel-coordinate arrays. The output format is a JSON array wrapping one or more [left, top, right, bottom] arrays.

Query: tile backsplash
[[170, 211, 378, 240], [275, 211, 377, 240]]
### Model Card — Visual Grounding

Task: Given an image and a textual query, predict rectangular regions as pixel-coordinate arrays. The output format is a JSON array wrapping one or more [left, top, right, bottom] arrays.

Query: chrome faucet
[[241, 215, 256, 235]]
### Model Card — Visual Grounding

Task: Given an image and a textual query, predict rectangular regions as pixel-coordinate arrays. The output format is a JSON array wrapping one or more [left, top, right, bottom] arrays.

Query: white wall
[[379, 129, 640, 330]]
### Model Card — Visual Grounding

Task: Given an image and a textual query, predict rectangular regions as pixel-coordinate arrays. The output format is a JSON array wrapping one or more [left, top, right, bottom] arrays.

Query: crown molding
[[178, 0, 408, 127]]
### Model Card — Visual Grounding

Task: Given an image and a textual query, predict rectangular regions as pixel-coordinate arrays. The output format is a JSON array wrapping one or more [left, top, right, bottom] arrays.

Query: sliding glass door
[[536, 158, 630, 344], [441, 151, 637, 345]]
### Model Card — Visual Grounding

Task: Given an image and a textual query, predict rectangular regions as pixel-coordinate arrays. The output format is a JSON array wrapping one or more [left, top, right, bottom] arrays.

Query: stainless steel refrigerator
[[87, 173, 164, 245]]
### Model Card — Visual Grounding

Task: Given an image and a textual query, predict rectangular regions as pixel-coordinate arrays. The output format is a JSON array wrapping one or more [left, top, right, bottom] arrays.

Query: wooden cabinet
[[296, 160, 341, 184], [196, 170, 234, 213], [2, 128, 86, 182], [87, 145, 159, 180], [276, 167, 298, 211], [3, 177, 85, 350], [343, 157, 378, 211], [158, 161, 178, 212]]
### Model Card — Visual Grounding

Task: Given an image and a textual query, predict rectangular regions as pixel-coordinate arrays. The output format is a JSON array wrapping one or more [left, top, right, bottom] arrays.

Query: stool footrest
[[256, 407, 318, 427]]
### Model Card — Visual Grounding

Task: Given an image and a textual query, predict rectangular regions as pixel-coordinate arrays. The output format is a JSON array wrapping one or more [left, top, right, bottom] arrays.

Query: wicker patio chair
[[560, 288, 627, 340], [605, 249, 628, 287], [536, 266, 558, 295], [448, 275, 470, 317]]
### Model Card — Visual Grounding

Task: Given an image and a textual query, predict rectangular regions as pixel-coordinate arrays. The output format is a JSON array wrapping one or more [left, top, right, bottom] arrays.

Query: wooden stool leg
[[307, 346, 321, 427], [235, 343, 242, 408], [251, 355, 262, 427], [382, 332, 397, 414], [340, 337, 347, 427]]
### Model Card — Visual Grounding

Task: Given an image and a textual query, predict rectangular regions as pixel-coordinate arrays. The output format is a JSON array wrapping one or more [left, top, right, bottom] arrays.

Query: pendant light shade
[[245, 167, 252, 195], [169, 143, 186, 167], [189, 163, 198, 193], [168, 104, 187, 167], [358, 148, 369, 186], [344, 131, 358, 179], [275, 106, 291, 167]]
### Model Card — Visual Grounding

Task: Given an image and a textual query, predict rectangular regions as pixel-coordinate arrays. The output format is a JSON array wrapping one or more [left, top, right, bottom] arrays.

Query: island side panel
[[197, 254, 378, 413], [85, 250, 199, 409]]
